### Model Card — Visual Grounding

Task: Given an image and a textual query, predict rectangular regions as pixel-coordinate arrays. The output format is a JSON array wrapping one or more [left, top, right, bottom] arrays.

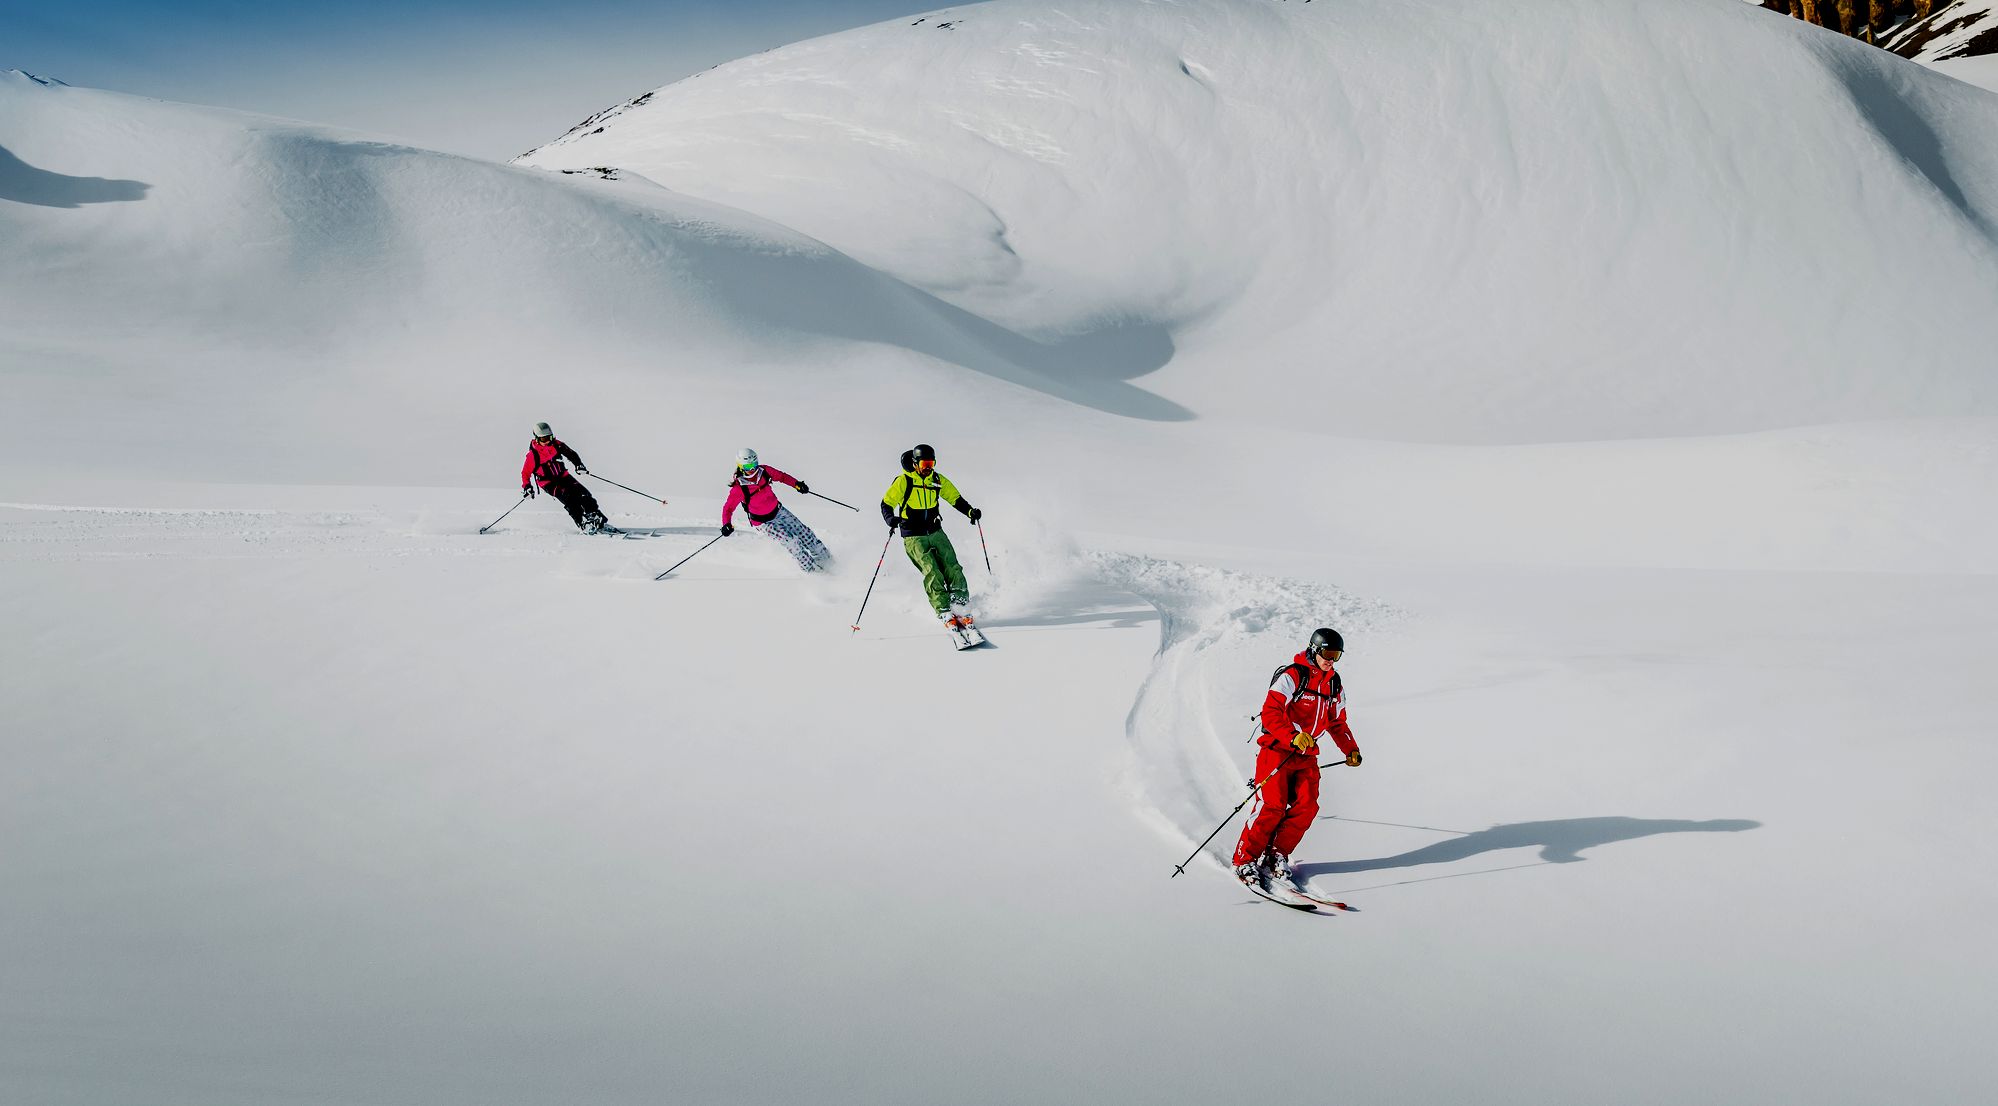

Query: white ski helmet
[[533, 421, 553, 439], [737, 447, 759, 472]]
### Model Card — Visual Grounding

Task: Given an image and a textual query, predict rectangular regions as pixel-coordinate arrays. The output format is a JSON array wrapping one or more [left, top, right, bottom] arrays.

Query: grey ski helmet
[[737, 447, 760, 472], [1307, 628, 1344, 657], [533, 421, 553, 440]]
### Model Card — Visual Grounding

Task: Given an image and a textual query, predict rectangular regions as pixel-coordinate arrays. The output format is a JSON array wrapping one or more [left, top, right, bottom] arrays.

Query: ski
[[1239, 877, 1323, 912], [1267, 872, 1353, 911], [946, 620, 988, 650], [1288, 887, 1355, 911]]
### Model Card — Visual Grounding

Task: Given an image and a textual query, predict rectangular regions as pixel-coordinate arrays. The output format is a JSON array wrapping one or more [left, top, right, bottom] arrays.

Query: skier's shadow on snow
[[1294, 816, 1760, 878], [620, 526, 715, 538], [0, 144, 149, 208]]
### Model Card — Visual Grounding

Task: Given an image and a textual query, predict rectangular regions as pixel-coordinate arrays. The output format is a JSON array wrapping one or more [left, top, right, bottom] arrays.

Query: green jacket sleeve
[[881, 474, 909, 527], [939, 474, 973, 515]]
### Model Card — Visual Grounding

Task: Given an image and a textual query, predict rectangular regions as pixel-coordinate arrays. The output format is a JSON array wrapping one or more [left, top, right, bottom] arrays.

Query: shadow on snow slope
[[0, 143, 147, 207], [1295, 815, 1763, 879]]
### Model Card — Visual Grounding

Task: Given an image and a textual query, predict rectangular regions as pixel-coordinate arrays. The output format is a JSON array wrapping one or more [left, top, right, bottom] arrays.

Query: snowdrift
[[520, 0, 1998, 443], [0, 70, 1187, 485]]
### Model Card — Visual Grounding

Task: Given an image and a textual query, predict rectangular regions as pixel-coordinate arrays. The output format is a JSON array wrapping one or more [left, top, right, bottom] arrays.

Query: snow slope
[[0, 68, 1188, 485], [520, 0, 1998, 444], [9, 1, 1998, 1103]]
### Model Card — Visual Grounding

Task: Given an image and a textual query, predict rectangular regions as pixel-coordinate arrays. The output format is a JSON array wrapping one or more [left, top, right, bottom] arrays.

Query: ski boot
[[1266, 852, 1299, 894], [1233, 860, 1266, 889]]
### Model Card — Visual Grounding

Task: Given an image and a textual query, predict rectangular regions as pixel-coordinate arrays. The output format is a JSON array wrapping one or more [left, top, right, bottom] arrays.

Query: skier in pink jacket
[[720, 448, 832, 572]]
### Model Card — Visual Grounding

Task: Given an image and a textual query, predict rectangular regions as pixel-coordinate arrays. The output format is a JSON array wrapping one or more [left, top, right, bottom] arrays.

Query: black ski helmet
[[1307, 628, 1344, 657], [901, 443, 937, 472]]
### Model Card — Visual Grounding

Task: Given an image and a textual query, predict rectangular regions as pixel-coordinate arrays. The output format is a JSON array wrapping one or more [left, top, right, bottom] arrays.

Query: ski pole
[[654, 533, 725, 580], [582, 471, 669, 506], [850, 530, 896, 632], [976, 519, 992, 573], [478, 493, 531, 534], [804, 489, 860, 512], [1170, 750, 1297, 878]]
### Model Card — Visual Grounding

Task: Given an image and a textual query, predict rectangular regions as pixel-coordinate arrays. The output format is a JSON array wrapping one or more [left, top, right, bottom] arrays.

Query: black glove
[[886, 518, 900, 532], [522, 485, 535, 498], [965, 506, 983, 523], [720, 523, 734, 537], [575, 464, 588, 475], [793, 481, 809, 495]]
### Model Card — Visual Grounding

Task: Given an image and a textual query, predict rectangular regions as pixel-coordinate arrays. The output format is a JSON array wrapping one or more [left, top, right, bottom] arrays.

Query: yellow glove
[[1289, 731, 1317, 754], [1344, 750, 1363, 767]]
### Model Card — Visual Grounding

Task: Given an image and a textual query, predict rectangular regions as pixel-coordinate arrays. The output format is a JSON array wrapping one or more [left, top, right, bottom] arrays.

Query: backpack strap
[[1271, 662, 1311, 706], [1250, 662, 1314, 743]]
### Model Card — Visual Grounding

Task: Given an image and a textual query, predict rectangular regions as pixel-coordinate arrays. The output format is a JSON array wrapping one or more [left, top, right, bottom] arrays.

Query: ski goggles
[[914, 459, 935, 472], [737, 461, 760, 473]]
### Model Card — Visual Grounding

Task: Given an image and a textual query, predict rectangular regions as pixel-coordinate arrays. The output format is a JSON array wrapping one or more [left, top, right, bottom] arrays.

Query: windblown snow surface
[[5, 1, 1998, 1103]]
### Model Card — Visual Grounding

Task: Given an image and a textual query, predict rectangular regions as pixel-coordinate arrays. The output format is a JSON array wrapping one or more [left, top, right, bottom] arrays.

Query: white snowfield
[[4, 0, 1998, 1103]]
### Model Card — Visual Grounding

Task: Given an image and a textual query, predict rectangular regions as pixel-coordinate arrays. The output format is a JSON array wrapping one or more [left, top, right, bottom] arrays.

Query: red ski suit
[[1232, 652, 1358, 867]]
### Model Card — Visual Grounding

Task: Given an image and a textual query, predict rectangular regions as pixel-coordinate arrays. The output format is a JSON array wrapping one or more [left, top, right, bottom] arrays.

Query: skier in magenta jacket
[[520, 421, 609, 533], [719, 448, 831, 572]]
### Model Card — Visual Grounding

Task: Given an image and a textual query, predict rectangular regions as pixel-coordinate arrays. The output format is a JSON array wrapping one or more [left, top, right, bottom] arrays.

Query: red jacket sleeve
[[1324, 717, 1358, 758], [764, 466, 797, 489], [521, 449, 537, 486], [721, 485, 745, 526]]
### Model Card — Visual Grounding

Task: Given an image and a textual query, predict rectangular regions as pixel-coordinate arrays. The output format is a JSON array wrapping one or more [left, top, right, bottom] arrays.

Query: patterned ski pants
[[756, 506, 831, 572]]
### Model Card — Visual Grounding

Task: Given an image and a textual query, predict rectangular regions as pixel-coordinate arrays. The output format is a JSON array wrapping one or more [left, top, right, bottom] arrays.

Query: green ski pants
[[903, 530, 969, 614]]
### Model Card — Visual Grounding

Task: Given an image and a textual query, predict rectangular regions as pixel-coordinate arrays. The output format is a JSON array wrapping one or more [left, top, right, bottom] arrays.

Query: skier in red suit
[[1233, 627, 1361, 893], [520, 421, 608, 534]]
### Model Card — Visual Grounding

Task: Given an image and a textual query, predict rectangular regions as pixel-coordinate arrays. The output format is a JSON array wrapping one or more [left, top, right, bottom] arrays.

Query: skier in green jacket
[[880, 443, 982, 630]]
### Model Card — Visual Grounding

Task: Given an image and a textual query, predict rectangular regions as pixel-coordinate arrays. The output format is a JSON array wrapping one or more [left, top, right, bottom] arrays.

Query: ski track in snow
[[0, 502, 716, 568], [3, 501, 1397, 869], [1085, 551, 1401, 872]]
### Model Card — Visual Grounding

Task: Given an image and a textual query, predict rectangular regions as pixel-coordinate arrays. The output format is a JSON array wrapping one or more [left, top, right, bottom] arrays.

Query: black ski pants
[[543, 475, 604, 530]]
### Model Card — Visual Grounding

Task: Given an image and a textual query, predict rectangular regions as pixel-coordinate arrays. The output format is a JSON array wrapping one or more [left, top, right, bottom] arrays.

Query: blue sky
[[2, 0, 935, 158]]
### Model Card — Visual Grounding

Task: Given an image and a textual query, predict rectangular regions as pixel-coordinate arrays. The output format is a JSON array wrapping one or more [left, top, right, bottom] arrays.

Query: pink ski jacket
[[722, 466, 799, 527]]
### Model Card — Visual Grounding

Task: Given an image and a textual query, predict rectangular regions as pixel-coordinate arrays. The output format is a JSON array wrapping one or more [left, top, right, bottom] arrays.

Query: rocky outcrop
[[1758, 1, 1997, 61], [1757, 2, 1927, 43]]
